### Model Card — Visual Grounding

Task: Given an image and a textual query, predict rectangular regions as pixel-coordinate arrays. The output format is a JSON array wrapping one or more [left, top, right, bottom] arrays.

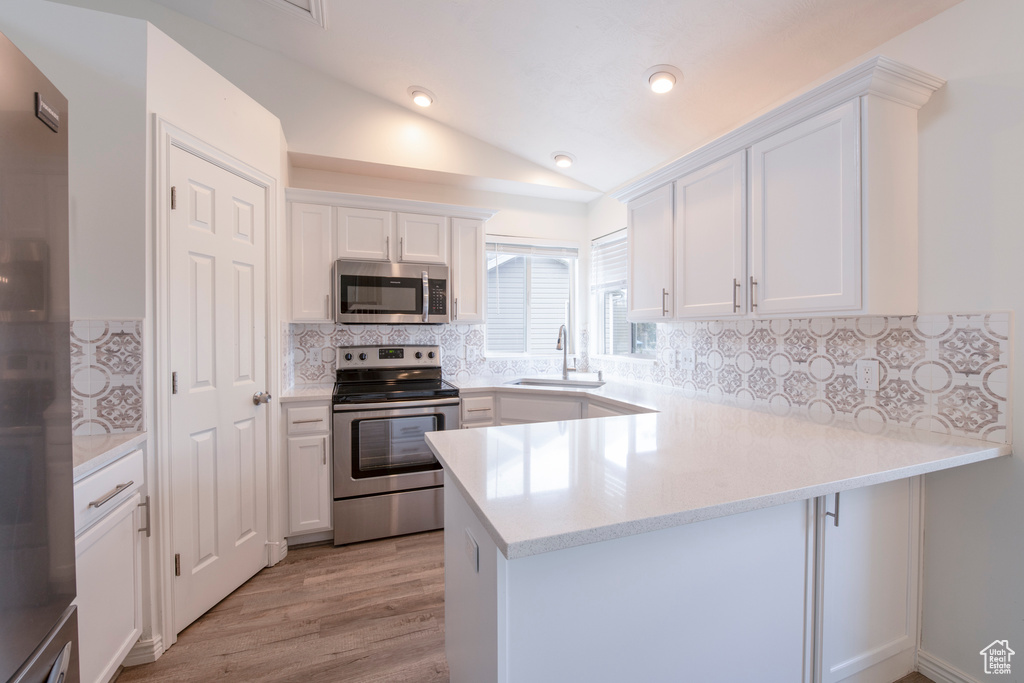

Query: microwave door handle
[[422, 271, 429, 323]]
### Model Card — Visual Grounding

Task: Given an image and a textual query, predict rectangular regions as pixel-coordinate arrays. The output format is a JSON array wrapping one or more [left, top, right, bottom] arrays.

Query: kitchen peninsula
[[426, 383, 1010, 683]]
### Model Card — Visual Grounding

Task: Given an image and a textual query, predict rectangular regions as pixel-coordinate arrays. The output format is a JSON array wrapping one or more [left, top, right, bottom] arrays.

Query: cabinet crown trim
[[611, 55, 945, 202], [286, 187, 498, 220]]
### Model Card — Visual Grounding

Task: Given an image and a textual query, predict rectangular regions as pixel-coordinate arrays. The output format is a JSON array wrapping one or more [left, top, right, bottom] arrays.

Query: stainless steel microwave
[[334, 260, 450, 325]]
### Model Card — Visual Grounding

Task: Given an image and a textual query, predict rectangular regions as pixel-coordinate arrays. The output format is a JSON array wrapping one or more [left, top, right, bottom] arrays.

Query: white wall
[[851, 0, 1024, 676], [0, 1, 148, 319]]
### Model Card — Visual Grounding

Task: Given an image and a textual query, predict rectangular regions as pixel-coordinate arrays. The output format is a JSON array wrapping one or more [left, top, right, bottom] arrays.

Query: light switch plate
[[464, 529, 479, 573]]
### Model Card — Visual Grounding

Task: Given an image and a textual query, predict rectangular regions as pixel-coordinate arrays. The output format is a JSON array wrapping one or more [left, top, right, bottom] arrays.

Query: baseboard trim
[[122, 636, 164, 667], [917, 649, 980, 683]]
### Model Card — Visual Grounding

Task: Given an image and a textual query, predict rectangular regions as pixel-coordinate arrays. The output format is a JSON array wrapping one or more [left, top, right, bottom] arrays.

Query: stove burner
[[332, 344, 458, 405]]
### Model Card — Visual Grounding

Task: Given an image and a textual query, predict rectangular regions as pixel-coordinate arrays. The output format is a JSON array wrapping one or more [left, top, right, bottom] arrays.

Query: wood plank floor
[[116, 529, 936, 683], [116, 531, 448, 683]]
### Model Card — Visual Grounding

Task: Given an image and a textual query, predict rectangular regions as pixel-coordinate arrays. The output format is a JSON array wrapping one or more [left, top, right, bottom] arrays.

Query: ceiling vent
[[256, 0, 327, 28]]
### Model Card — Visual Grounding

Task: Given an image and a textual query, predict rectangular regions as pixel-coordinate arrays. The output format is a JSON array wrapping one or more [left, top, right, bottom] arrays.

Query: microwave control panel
[[428, 279, 447, 315]]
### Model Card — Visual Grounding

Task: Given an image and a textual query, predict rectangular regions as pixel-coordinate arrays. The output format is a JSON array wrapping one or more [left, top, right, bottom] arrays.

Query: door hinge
[[172, 371, 178, 394], [170, 186, 177, 210], [174, 553, 181, 577]]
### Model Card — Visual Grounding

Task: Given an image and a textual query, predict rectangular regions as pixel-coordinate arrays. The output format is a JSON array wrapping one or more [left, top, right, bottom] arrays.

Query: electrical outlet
[[680, 348, 696, 370], [855, 359, 879, 391]]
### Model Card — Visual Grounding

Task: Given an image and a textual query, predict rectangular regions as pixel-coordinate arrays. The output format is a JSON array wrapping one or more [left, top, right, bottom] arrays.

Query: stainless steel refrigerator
[[0, 30, 78, 683]]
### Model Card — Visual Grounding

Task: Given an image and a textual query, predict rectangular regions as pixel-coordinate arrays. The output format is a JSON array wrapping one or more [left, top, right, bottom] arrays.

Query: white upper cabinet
[[290, 202, 333, 322], [614, 57, 944, 320], [627, 184, 674, 321], [397, 213, 448, 265], [451, 217, 486, 322], [750, 101, 860, 315], [335, 206, 393, 261], [673, 151, 747, 318]]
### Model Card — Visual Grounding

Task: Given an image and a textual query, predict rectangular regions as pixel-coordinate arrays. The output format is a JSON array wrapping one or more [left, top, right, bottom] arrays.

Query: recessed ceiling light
[[552, 152, 575, 168], [643, 65, 683, 94], [407, 86, 435, 107]]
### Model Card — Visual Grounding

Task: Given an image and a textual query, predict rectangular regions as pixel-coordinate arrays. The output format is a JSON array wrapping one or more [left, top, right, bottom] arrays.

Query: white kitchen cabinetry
[[397, 213, 448, 264], [335, 206, 393, 262], [616, 57, 943, 320], [450, 217, 486, 322], [499, 395, 583, 425], [461, 394, 496, 427], [817, 478, 920, 683], [290, 202, 333, 322], [286, 190, 497, 323], [750, 101, 860, 315], [285, 403, 332, 536], [627, 184, 674, 321], [673, 151, 746, 318], [74, 449, 145, 683]]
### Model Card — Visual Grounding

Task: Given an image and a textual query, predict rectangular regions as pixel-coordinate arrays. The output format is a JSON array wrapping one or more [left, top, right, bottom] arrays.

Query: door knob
[[252, 391, 272, 406]]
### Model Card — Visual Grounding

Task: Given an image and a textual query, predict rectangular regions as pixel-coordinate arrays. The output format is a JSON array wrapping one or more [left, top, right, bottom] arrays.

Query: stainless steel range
[[332, 345, 459, 545]]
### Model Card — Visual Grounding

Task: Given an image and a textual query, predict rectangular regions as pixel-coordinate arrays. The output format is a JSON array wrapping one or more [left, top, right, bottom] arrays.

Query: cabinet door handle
[[385, 235, 390, 258], [322, 443, 326, 466], [399, 237, 404, 260], [138, 495, 151, 537], [732, 278, 741, 313], [825, 492, 840, 527], [89, 480, 134, 508], [749, 276, 758, 311], [466, 408, 491, 413], [661, 288, 669, 316], [324, 294, 330, 317], [454, 298, 459, 321]]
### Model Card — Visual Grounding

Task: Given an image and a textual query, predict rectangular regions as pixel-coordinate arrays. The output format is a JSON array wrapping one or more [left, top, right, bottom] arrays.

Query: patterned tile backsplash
[[70, 320, 144, 435], [287, 313, 1011, 444]]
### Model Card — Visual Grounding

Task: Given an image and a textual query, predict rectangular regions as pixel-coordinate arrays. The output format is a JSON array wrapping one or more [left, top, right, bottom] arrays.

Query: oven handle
[[333, 398, 461, 413]]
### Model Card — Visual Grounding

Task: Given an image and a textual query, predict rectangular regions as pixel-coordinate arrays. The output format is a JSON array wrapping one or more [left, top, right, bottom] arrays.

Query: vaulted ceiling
[[109, 0, 965, 195]]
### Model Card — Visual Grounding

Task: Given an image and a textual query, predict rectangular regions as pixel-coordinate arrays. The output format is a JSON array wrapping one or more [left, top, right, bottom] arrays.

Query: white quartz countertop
[[73, 431, 148, 481], [427, 381, 1011, 560], [280, 383, 333, 402]]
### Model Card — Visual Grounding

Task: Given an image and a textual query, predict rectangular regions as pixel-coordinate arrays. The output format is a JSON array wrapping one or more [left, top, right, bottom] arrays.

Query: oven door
[[333, 399, 459, 498], [334, 261, 449, 325]]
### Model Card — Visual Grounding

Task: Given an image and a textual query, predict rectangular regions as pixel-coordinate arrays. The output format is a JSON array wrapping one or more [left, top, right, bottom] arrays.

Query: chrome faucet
[[556, 324, 575, 380]]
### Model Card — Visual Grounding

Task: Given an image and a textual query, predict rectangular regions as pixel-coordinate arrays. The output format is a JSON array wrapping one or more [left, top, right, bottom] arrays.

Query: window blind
[[591, 229, 627, 291]]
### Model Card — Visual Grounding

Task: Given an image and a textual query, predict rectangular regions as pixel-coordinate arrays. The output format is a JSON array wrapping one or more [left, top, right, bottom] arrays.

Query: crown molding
[[610, 56, 945, 203], [285, 187, 499, 220]]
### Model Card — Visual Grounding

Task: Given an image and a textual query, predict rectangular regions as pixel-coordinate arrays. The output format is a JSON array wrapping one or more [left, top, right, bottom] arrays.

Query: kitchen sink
[[508, 375, 606, 389]]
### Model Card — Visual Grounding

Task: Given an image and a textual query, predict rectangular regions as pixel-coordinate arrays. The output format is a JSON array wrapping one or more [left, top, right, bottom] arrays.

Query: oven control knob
[[415, 352, 422, 359], [359, 353, 367, 361], [428, 351, 435, 359], [344, 353, 352, 361]]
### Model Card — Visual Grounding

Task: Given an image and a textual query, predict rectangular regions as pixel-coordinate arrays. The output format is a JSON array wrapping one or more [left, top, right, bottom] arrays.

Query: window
[[485, 240, 578, 354], [591, 229, 656, 358]]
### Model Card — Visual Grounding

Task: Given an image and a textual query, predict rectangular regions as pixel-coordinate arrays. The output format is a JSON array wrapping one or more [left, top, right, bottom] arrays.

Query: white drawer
[[461, 395, 495, 422], [73, 448, 144, 536], [287, 405, 331, 435]]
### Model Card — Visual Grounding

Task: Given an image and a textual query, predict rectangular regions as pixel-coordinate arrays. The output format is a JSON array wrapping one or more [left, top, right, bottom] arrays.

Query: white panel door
[[287, 434, 331, 535], [750, 100, 861, 315], [289, 202, 332, 321], [819, 478, 920, 683], [627, 184, 674, 321], [169, 146, 269, 634], [336, 206, 392, 261], [397, 212, 448, 264], [451, 217, 485, 322], [673, 151, 746, 318]]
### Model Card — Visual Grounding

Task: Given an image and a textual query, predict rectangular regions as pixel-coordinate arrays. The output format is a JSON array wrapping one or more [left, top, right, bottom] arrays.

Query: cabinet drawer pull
[[749, 276, 758, 311], [89, 480, 134, 509], [732, 278, 741, 313], [661, 288, 669, 316], [138, 495, 151, 537], [466, 408, 492, 413], [292, 418, 324, 424]]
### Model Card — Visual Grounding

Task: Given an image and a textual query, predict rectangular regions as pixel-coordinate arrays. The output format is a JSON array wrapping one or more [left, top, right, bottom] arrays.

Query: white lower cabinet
[[285, 403, 332, 536], [817, 478, 920, 683], [499, 395, 583, 425], [75, 492, 143, 683]]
